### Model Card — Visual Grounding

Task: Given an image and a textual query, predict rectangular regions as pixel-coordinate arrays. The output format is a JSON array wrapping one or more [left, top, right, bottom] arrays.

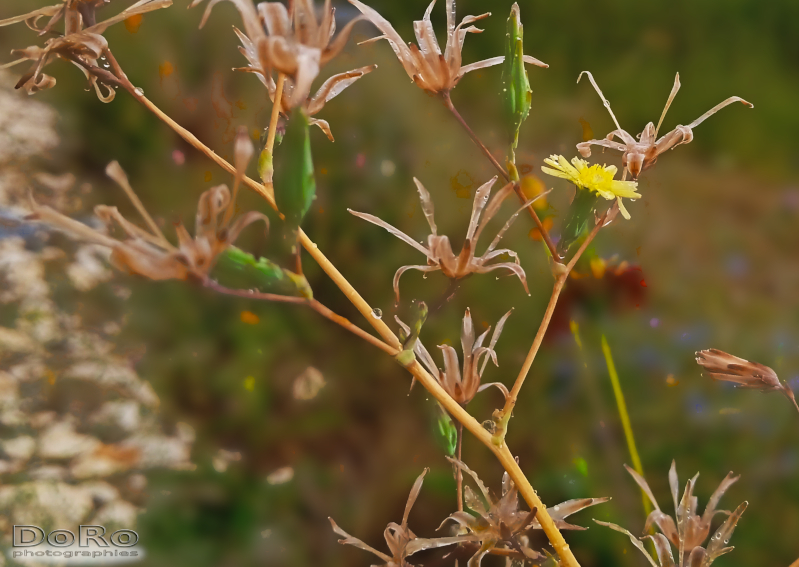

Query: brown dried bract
[[192, 0, 367, 111], [350, 0, 546, 95], [1, 0, 172, 100], [615, 460, 747, 566], [597, 501, 747, 567], [27, 128, 267, 283], [350, 176, 543, 301], [576, 71, 752, 178], [441, 458, 609, 566], [695, 348, 799, 414], [234, 21, 376, 140], [398, 308, 512, 406], [329, 468, 468, 567]]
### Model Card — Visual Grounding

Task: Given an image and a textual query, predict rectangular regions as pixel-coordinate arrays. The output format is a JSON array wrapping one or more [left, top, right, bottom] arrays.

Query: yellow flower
[[541, 155, 641, 219]]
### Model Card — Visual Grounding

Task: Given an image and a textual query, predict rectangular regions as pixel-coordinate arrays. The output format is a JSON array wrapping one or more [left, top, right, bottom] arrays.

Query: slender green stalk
[[601, 334, 652, 517]]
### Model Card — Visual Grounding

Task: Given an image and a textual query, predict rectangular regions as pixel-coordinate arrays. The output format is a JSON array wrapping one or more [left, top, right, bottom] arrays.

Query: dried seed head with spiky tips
[[576, 71, 752, 179], [192, 0, 372, 129], [350, 176, 544, 301], [397, 308, 512, 405], [0, 0, 172, 100], [605, 460, 747, 567], [329, 468, 469, 567], [27, 127, 268, 282], [695, 349, 799, 415], [350, 0, 547, 95], [440, 458, 609, 566]]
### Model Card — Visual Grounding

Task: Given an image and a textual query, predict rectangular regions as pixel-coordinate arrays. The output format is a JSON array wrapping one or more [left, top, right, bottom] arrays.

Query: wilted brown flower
[[695, 348, 799, 414], [619, 460, 746, 566], [234, 21, 376, 140], [1, 0, 172, 100], [350, 0, 547, 95], [597, 500, 746, 567], [398, 308, 512, 406], [441, 458, 609, 566], [576, 71, 752, 178], [350, 176, 541, 301], [192, 0, 368, 111], [329, 468, 467, 567], [27, 128, 267, 282]]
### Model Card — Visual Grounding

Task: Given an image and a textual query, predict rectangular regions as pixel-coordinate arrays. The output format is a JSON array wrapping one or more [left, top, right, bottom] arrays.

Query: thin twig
[[204, 279, 396, 356], [266, 74, 286, 156], [501, 211, 607, 417], [441, 92, 560, 262], [112, 67, 580, 567], [456, 421, 464, 512]]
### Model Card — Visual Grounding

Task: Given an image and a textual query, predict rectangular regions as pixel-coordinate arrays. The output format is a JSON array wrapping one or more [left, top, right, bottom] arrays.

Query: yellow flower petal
[[541, 154, 642, 219], [617, 197, 631, 220]]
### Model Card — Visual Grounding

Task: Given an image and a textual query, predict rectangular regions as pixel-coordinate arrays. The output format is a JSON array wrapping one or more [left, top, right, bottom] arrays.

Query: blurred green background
[[2, 0, 799, 565]]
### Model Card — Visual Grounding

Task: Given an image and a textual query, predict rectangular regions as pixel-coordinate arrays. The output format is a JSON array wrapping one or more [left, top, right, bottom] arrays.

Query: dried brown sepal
[[398, 308, 512, 406], [27, 156, 267, 283], [229, 16, 375, 138], [442, 458, 608, 566], [328, 468, 468, 566], [192, 0, 365, 109], [695, 348, 799, 414], [576, 71, 752, 178], [351, 176, 546, 301], [2, 0, 172, 101], [349, 0, 547, 95], [625, 461, 738, 552]]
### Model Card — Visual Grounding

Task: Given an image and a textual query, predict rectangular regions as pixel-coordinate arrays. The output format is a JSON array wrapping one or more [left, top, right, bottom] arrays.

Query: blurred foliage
[[2, 0, 799, 566]]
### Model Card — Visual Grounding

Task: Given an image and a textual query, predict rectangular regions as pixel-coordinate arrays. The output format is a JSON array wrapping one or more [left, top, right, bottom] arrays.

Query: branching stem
[[204, 279, 396, 356], [441, 91, 560, 262], [113, 64, 580, 567]]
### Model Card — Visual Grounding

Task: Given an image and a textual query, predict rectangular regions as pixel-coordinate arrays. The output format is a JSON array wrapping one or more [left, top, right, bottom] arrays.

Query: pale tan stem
[[788, 557, 799, 567], [493, 443, 576, 564], [122, 84, 578, 567], [403, 359, 580, 567], [502, 212, 607, 415], [266, 74, 286, 155], [502, 276, 566, 415]]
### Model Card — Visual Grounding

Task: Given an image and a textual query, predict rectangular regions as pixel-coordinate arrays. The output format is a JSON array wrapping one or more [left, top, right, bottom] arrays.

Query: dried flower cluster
[[350, 0, 547, 95], [331, 461, 608, 567], [351, 176, 542, 301], [598, 462, 747, 567], [398, 308, 513, 406], [1, 0, 172, 101], [194, 0, 376, 139], [0, 0, 780, 566], [695, 348, 799, 414], [27, 128, 268, 283], [576, 71, 753, 179]]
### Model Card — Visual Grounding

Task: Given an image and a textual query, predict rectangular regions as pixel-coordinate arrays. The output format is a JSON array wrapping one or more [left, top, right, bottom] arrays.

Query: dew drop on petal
[[134, 87, 144, 96], [371, 308, 383, 320]]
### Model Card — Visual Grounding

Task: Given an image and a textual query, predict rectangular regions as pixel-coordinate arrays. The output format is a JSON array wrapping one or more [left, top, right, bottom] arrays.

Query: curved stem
[[115, 74, 579, 567], [501, 211, 607, 417], [204, 279, 396, 356], [442, 92, 561, 262], [265, 74, 286, 157]]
